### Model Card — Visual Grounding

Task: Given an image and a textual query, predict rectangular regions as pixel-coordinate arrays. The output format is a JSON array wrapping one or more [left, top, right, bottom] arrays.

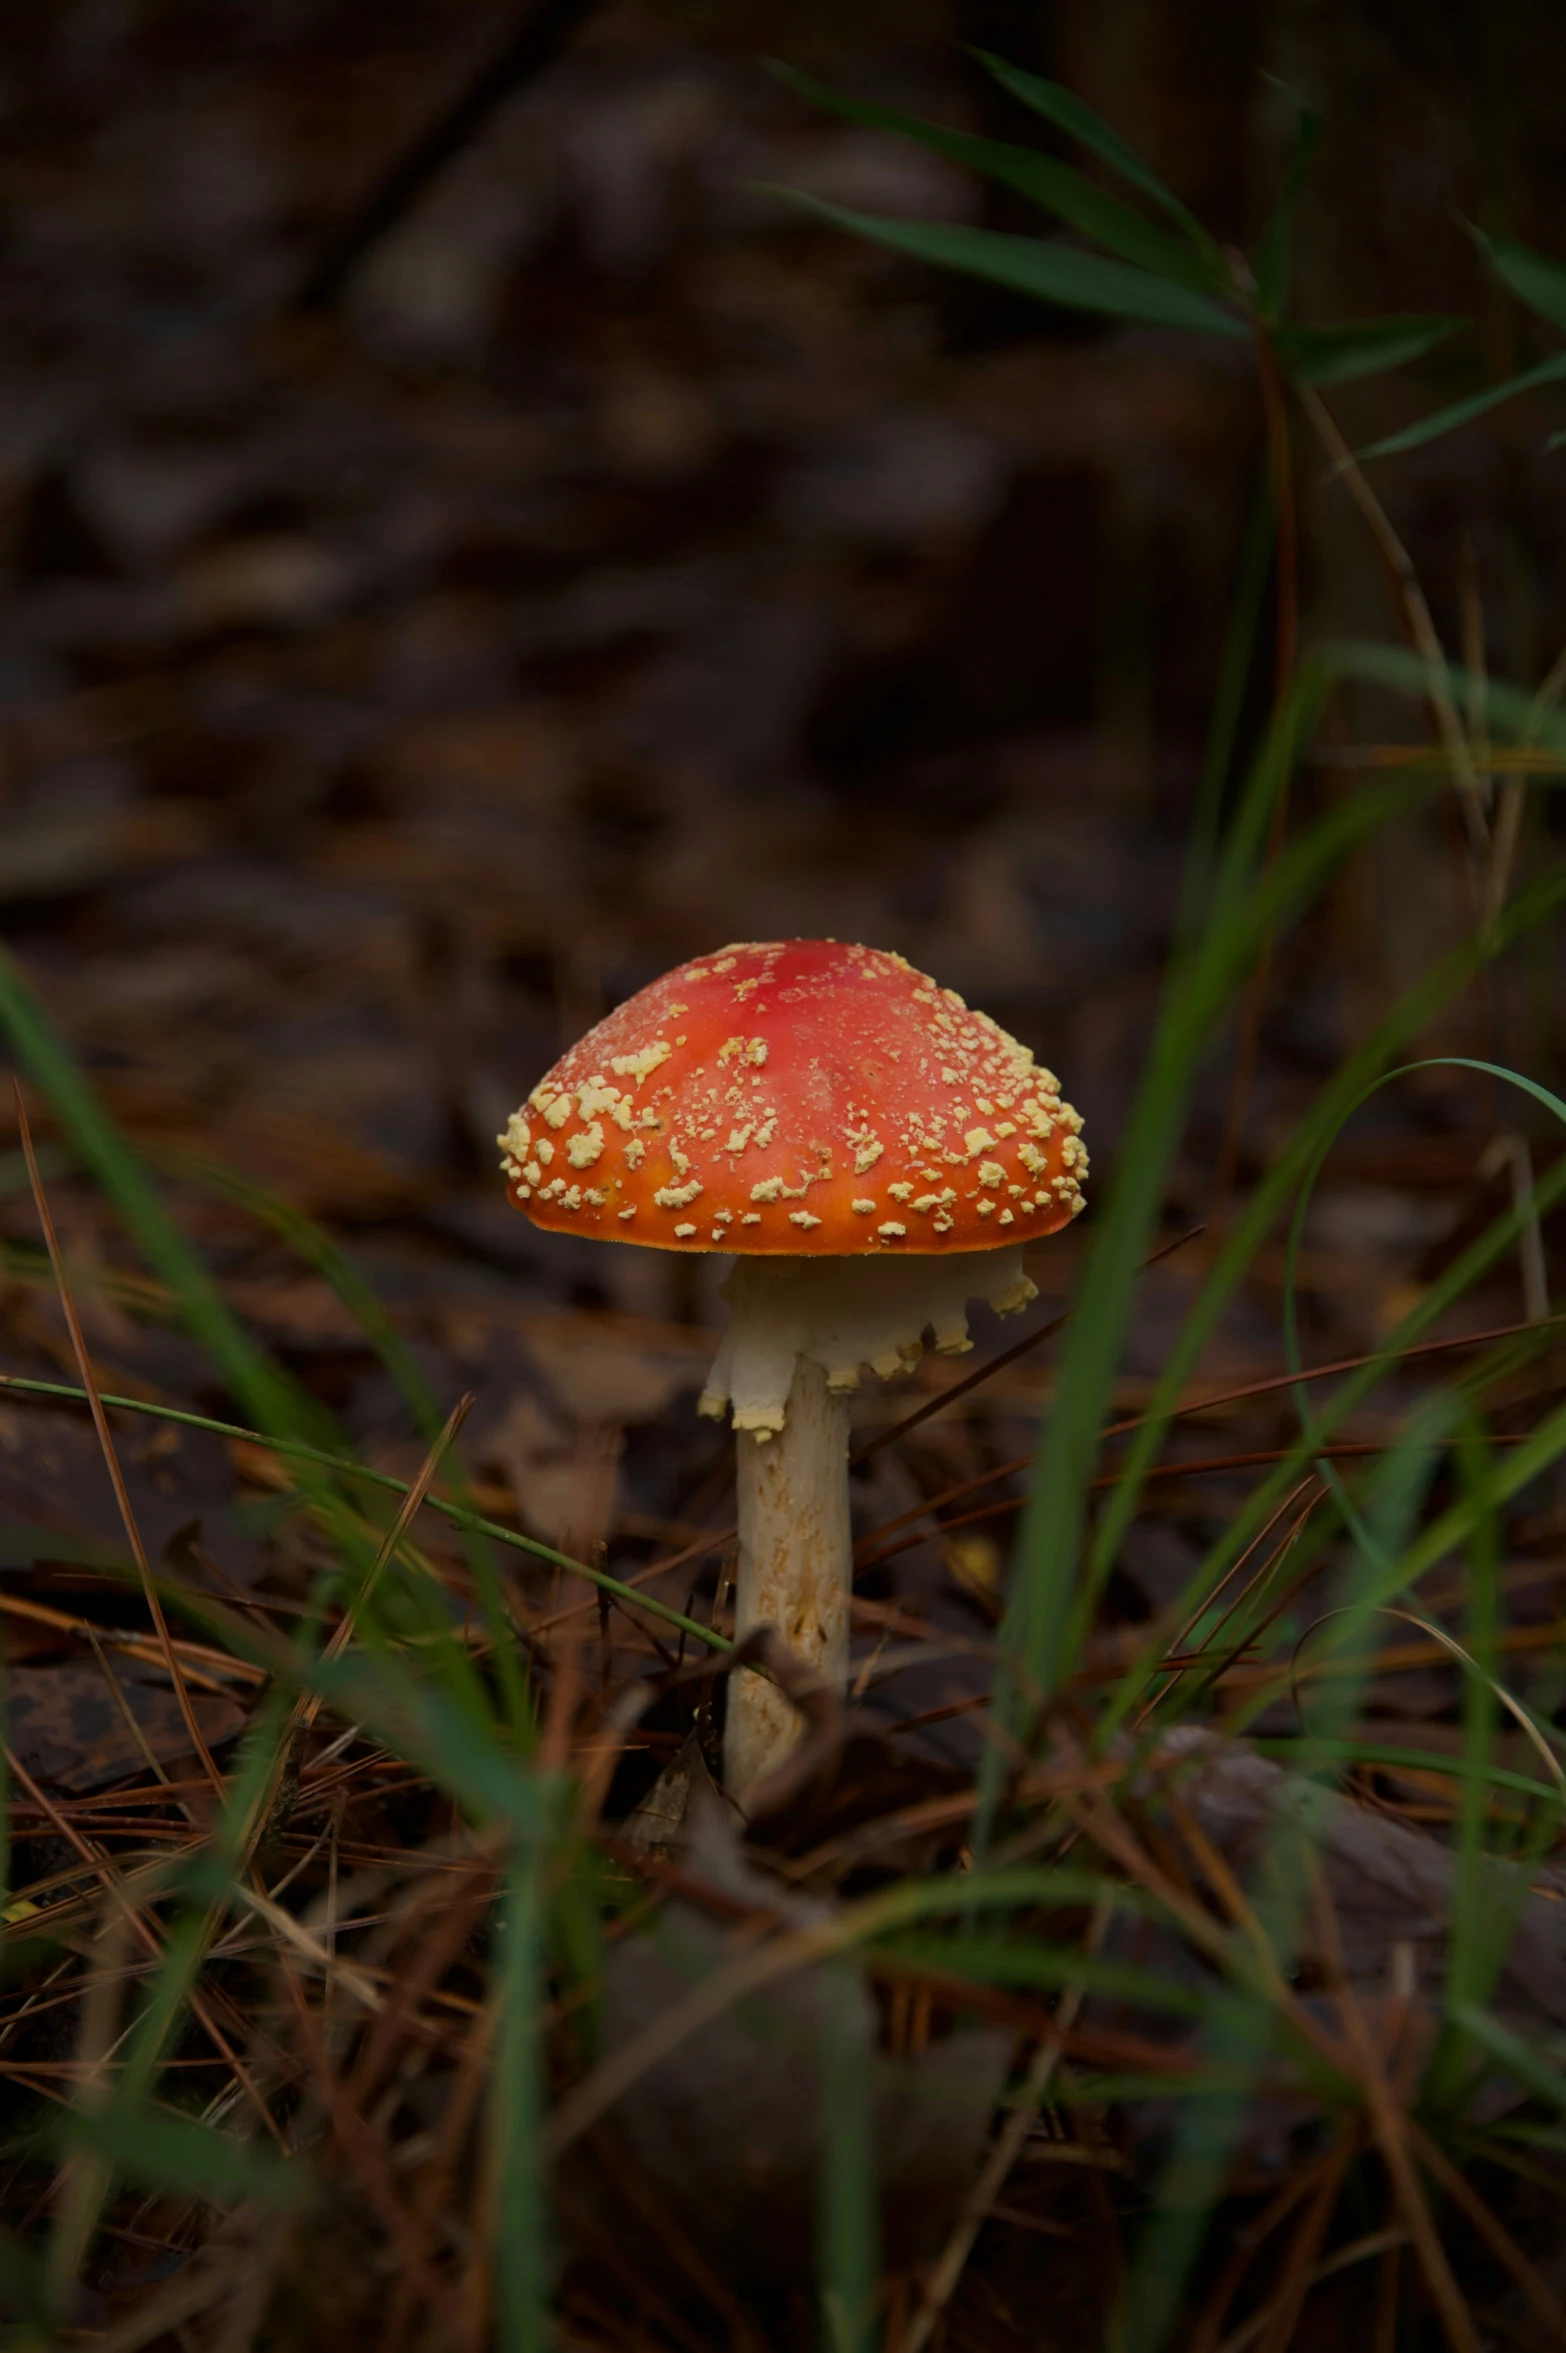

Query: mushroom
[[497, 940, 1087, 1802]]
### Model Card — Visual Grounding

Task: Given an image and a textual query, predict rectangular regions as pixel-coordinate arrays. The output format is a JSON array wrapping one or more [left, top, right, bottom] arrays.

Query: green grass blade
[[0, 947, 552, 2291], [1420, 1417, 1514, 2112], [766, 190, 1245, 337], [1314, 1404, 1453, 1754], [1326, 641, 1566, 746], [0, 2230, 50, 2334], [157, 1149, 444, 1438], [864, 1866, 1164, 1928], [1115, 1155, 1566, 1747], [1252, 1738, 1564, 1807], [0, 945, 465, 1726], [768, 62, 1223, 292], [160, 1149, 533, 1734], [0, 946, 447, 1723], [0, 1142, 70, 1199], [1349, 351, 1566, 462], [1117, 1991, 1273, 2349], [492, 1830, 554, 2353], [1281, 1054, 1566, 1561], [970, 50, 1223, 269], [0, 1368, 729, 1653], [1121, 1422, 1438, 2348], [816, 1961, 880, 2353], [1178, 465, 1277, 944], [89, 1900, 221, 2141], [1447, 2001, 1566, 2112], [997, 663, 1363, 1718], [873, 1935, 1208, 2016], [1275, 313, 1465, 385], [280, 1638, 535, 1827], [1474, 224, 1566, 333], [0, 939, 328, 1451], [1086, 799, 1566, 1746], [1254, 83, 1321, 319], [1325, 1394, 1566, 1634], [57, 2107, 309, 2210]]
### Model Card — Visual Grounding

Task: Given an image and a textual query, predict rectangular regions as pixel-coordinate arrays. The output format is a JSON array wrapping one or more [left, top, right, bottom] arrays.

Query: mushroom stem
[[724, 1354, 851, 1800], [702, 1248, 1038, 1803]]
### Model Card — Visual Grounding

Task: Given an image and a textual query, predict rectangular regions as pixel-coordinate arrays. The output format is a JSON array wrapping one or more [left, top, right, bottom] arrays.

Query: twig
[[1216, 2227, 1409, 2353], [381, 1992, 499, 2353], [81, 1625, 199, 1828], [850, 1308, 1565, 1566], [1483, 629, 1566, 934], [0, 1363, 729, 1654], [853, 1435, 1529, 1577], [1187, 2139, 1360, 2353], [1301, 382, 1488, 854], [3, 1746, 282, 2149], [224, 1877, 383, 2013], [1253, 2137, 1351, 2353], [1502, 1134, 1550, 1322], [1406, 2118, 1566, 2344], [292, 0, 607, 311], [851, 1223, 1205, 1467], [276, 1953, 445, 2311], [1307, 1858, 1479, 2353], [1310, 743, 1566, 772], [1131, 1480, 1323, 1729], [303, 1391, 475, 1726], [1291, 1604, 1566, 1793], [0, 1590, 259, 1689], [348, 1871, 495, 2107], [234, 1391, 478, 1872], [47, 1893, 134, 2310], [902, 1899, 1110, 2353]]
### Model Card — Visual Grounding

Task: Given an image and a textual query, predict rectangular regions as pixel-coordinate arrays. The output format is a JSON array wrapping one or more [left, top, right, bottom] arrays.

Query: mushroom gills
[[697, 1248, 1037, 1439]]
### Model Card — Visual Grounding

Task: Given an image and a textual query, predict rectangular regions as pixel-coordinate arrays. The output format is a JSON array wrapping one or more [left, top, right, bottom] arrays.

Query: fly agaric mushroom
[[497, 941, 1087, 1801]]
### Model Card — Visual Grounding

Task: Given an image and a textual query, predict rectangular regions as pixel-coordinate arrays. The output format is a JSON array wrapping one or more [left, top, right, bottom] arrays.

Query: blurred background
[[3, 0, 1566, 1624]]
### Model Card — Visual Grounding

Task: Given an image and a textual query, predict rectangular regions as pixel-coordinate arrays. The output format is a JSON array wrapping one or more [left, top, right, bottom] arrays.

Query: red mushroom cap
[[497, 940, 1087, 1253]]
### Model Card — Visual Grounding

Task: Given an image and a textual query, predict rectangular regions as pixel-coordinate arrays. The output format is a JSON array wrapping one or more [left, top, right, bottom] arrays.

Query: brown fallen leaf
[[5, 1657, 245, 1793]]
